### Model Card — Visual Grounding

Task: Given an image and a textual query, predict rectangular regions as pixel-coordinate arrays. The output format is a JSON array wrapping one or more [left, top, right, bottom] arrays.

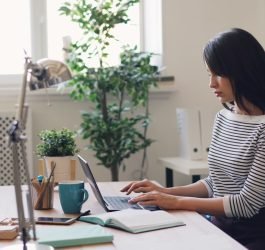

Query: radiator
[[0, 110, 33, 185]]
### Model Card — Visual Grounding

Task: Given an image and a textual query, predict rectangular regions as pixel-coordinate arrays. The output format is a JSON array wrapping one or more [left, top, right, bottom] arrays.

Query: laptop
[[77, 154, 158, 212]]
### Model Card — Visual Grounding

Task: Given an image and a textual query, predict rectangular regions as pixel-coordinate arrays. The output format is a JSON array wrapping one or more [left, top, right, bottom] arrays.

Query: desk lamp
[[4, 55, 72, 250]]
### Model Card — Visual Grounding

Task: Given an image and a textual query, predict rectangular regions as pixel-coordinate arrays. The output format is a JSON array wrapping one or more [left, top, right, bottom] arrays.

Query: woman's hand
[[120, 179, 165, 195], [128, 191, 225, 215], [128, 191, 180, 210]]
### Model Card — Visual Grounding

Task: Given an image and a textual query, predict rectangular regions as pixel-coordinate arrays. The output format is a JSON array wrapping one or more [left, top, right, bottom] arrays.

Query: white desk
[[159, 157, 209, 187], [0, 182, 246, 250]]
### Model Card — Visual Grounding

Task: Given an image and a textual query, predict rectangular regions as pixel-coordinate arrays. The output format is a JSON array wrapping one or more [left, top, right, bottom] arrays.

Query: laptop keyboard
[[104, 196, 142, 210]]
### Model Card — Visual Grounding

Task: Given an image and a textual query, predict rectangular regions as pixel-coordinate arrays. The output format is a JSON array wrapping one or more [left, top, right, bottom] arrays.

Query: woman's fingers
[[128, 192, 179, 210], [125, 183, 145, 195], [129, 192, 157, 203], [120, 183, 133, 192], [120, 179, 152, 195]]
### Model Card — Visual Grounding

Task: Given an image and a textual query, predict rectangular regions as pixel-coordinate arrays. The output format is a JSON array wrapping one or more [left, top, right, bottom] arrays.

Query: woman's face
[[206, 66, 234, 103]]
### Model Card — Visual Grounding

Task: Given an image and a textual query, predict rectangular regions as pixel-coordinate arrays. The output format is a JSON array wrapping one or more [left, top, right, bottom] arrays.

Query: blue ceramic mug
[[59, 180, 89, 214]]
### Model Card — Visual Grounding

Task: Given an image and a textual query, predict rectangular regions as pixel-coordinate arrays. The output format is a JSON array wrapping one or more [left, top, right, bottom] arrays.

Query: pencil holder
[[31, 178, 54, 210]]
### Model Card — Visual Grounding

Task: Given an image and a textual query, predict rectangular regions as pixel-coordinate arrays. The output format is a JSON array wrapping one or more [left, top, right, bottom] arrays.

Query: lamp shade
[[28, 59, 72, 91]]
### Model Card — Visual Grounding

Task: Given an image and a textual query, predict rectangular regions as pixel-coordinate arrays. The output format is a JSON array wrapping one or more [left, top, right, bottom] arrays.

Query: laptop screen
[[78, 154, 159, 212], [77, 154, 108, 210]]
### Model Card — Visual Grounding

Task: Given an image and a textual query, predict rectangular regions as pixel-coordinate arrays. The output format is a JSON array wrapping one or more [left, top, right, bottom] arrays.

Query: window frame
[[0, 0, 162, 89]]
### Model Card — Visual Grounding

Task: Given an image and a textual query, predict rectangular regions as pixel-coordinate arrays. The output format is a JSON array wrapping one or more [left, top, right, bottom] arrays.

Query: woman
[[121, 28, 265, 250]]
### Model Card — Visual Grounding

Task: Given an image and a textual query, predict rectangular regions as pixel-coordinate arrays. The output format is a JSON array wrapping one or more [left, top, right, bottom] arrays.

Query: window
[[0, 0, 162, 85], [47, 1, 140, 67], [0, 1, 31, 75]]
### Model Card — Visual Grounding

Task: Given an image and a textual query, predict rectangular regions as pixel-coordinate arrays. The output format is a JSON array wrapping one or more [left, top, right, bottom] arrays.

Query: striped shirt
[[201, 108, 265, 218]]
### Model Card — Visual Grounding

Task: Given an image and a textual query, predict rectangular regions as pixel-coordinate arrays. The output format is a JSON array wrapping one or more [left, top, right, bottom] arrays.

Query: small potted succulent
[[36, 128, 79, 183]]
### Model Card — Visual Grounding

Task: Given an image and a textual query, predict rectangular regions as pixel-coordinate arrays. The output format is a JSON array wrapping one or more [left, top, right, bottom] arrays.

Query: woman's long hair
[[203, 28, 265, 114]]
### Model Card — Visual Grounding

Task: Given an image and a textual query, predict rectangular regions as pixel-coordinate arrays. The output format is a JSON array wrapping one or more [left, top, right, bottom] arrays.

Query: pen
[[75, 209, 91, 221], [34, 165, 56, 210], [37, 175, 44, 186]]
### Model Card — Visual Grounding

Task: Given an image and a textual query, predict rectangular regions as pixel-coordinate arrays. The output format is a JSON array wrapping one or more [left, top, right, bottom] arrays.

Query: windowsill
[[153, 75, 176, 93], [0, 75, 176, 101]]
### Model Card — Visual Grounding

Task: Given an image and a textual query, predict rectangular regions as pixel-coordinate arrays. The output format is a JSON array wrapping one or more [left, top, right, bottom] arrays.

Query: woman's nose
[[209, 76, 217, 88]]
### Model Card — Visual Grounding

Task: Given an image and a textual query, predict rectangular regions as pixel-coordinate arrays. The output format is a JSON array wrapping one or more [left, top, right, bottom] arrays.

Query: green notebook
[[79, 209, 185, 233], [36, 224, 113, 248]]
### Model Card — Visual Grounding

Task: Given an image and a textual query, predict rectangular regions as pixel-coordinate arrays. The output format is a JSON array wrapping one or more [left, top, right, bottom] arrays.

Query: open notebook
[[79, 209, 185, 233], [78, 154, 159, 212]]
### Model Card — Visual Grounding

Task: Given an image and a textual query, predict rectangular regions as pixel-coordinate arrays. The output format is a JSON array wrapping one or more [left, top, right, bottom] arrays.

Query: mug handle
[[79, 189, 89, 206]]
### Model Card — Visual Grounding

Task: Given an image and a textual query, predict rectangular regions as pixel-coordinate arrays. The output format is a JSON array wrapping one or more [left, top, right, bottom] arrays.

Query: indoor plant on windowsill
[[36, 128, 79, 183]]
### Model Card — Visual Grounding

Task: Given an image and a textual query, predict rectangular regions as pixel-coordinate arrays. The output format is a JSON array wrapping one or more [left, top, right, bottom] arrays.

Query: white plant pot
[[44, 156, 76, 183]]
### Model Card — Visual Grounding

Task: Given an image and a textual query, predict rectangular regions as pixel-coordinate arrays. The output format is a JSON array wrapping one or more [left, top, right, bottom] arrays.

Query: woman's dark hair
[[203, 28, 265, 114]]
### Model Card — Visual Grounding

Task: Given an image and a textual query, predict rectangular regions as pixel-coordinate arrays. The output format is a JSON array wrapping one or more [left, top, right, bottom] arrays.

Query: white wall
[[1, 0, 265, 186]]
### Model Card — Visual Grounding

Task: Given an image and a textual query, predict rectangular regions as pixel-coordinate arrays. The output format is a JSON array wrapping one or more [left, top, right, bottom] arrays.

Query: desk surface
[[1, 182, 246, 250]]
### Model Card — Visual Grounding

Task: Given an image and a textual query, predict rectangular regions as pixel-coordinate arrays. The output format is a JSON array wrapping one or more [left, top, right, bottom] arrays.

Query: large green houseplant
[[36, 128, 79, 183], [59, 0, 158, 181]]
